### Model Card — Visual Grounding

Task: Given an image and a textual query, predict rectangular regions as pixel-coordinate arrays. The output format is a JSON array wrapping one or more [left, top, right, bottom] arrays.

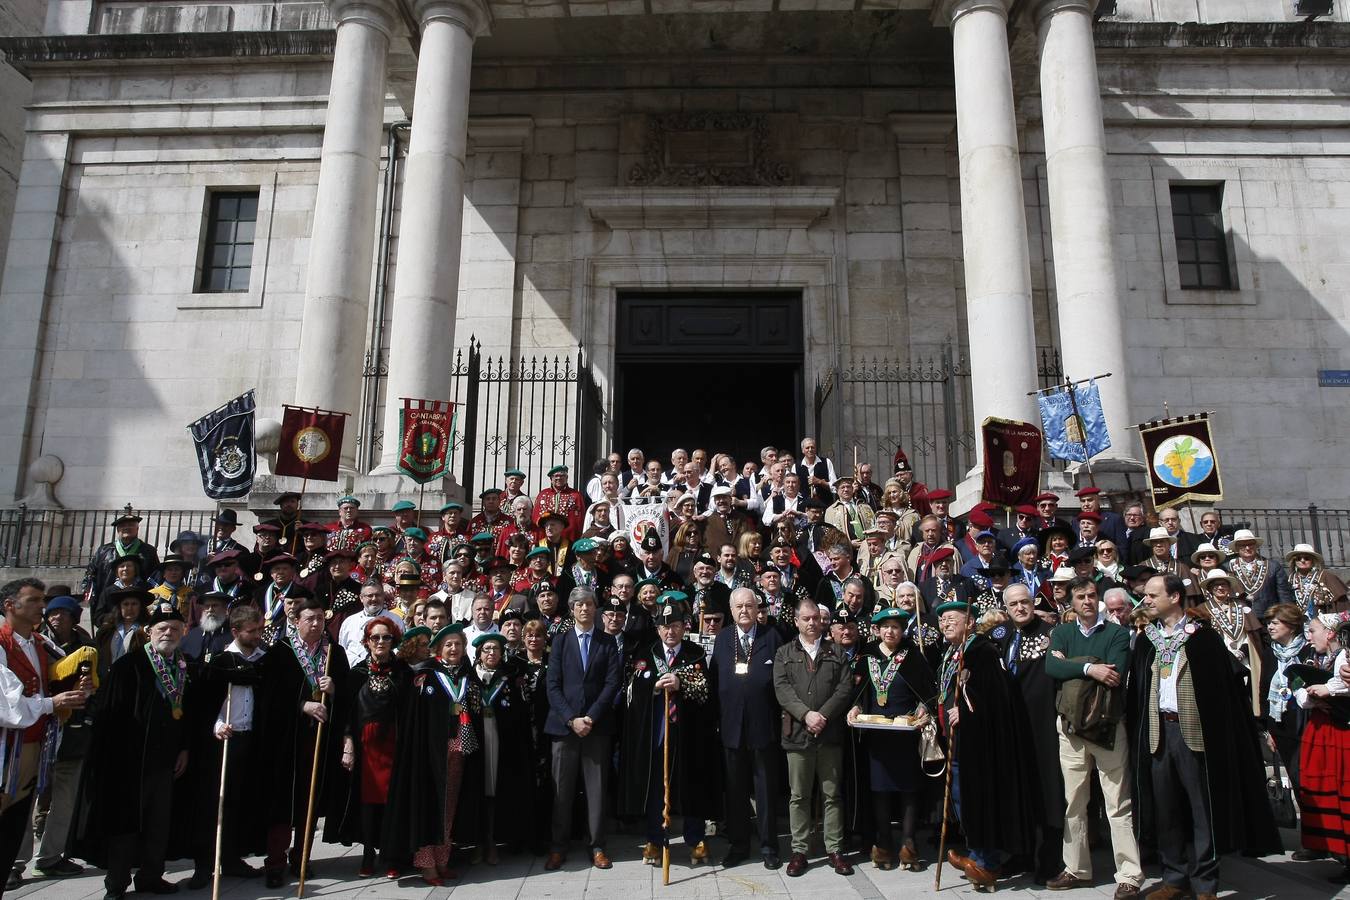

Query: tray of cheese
[[850, 714, 920, 731]]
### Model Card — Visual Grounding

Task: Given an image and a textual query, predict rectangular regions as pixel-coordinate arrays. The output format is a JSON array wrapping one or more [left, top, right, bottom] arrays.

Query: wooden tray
[[850, 720, 920, 732]]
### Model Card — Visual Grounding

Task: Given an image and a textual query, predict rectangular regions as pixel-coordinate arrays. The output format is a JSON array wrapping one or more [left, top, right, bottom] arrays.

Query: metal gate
[[814, 343, 1062, 490]]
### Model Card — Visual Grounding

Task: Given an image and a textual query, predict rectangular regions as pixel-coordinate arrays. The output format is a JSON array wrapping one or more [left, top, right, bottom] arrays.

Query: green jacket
[[772, 638, 855, 750]]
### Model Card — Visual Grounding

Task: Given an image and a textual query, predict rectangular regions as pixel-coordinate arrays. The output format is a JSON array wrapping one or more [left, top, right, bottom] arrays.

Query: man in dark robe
[[254, 598, 348, 888], [1128, 575, 1280, 900], [936, 599, 1039, 892], [75, 600, 190, 898], [618, 596, 720, 868], [990, 582, 1064, 884], [81, 513, 160, 605], [196, 549, 253, 608], [179, 591, 232, 664]]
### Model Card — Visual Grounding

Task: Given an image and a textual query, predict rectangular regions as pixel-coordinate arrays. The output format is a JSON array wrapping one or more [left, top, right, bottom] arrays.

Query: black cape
[[332, 657, 410, 848], [1126, 620, 1282, 857], [381, 659, 483, 857], [475, 658, 537, 846], [616, 639, 721, 821], [940, 633, 1041, 856], [991, 618, 1064, 829]]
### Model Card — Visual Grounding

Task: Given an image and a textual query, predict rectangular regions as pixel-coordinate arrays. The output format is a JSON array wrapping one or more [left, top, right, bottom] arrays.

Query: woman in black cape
[[470, 631, 536, 862]]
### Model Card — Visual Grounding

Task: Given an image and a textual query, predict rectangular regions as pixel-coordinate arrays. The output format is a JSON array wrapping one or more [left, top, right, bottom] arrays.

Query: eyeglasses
[[369, 635, 395, 643]]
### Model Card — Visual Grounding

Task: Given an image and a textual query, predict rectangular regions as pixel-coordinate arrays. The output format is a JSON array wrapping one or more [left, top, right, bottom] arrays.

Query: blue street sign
[[1318, 370, 1350, 387]]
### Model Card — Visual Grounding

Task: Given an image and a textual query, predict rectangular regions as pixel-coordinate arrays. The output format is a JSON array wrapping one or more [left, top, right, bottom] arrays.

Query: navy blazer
[[544, 626, 623, 737], [711, 624, 784, 750]]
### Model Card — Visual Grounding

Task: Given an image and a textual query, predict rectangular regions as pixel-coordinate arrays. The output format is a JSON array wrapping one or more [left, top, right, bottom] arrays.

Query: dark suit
[[712, 625, 785, 857], [1095, 510, 1126, 551], [918, 573, 977, 611], [545, 626, 623, 853]]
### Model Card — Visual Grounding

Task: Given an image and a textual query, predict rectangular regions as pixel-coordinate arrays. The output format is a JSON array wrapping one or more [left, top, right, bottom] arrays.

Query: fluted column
[[1035, 0, 1137, 463], [295, 0, 396, 468], [943, 0, 1040, 464], [374, 0, 491, 474]]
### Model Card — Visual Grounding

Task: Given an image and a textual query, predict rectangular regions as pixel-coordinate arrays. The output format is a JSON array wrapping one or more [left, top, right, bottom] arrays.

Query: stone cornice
[[0, 30, 337, 73], [579, 187, 839, 230], [1093, 20, 1350, 51]]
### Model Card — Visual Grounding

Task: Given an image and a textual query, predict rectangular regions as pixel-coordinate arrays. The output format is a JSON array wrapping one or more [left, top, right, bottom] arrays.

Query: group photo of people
[[1, 440, 1348, 900]]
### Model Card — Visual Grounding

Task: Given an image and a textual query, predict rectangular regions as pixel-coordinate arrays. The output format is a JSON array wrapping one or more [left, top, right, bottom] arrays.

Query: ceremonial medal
[[734, 662, 749, 675], [173, 708, 183, 720]]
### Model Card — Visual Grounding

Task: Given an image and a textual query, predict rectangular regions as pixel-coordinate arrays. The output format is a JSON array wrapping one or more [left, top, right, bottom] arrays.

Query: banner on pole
[[627, 499, 669, 555], [187, 390, 256, 500], [1037, 381, 1111, 462], [397, 398, 455, 484], [1136, 413, 1223, 509], [275, 405, 348, 482], [980, 417, 1043, 507]]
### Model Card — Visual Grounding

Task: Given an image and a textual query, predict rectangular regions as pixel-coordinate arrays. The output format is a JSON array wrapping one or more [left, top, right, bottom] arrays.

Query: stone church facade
[[0, 0, 1347, 513]]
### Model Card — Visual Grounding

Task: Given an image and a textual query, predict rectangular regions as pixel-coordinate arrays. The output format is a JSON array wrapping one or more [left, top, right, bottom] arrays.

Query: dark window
[[1170, 184, 1232, 290], [198, 191, 258, 292]]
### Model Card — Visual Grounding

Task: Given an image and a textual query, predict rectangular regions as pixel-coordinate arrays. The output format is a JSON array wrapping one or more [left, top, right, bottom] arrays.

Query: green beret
[[400, 625, 432, 645], [440, 502, 464, 513], [547, 465, 568, 476], [391, 500, 417, 513], [372, 526, 395, 536], [403, 526, 428, 542], [634, 577, 660, 591], [432, 623, 465, 646], [337, 495, 360, 508], [505, 468, 526, 478], [471, 531, 494, 543], [656, 590, 689, 606], [871, 606, 913, 625], [933, 600, 971, 617], [573, 537, 599, 553], [472, 631, 507, 649], [479, 488, 503, 498], [526, 546, 552, 560]]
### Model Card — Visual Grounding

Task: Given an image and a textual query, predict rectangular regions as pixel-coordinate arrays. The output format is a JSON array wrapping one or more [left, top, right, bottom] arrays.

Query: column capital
[[412, 0, 492, 38], [932, 0, 1012, 28], [1027, 0, 1093, 26], [326, 0, 398, 36]]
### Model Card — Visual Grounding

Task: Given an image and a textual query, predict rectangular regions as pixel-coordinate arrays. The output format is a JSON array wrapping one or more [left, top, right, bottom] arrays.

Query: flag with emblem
[[627, 499, 670, 553], [980, 417, 1042, 507], [1037, 381, 1111, 462], [187, 390, 256, 500], [397, 398, 455, 484], [1136, 412, 1223, 509], [275, 405, 348, 482]]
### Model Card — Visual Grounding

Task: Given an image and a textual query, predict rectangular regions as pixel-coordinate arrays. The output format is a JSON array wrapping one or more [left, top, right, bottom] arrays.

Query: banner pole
[[290, 477, 308, 556], [417, 482, 426, 531]]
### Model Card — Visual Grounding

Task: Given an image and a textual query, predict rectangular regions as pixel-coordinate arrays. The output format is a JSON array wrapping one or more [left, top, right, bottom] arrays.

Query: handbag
[[1264, 738, 1297, 829], [919, 717, 946, 776]]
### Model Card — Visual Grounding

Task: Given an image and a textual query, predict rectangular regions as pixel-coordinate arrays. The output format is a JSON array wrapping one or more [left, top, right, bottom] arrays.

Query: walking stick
[[934, 640, 966, 892], [211, 690, 233, 900], [297, 643, 333, 899], [662, 690, 671, 886]]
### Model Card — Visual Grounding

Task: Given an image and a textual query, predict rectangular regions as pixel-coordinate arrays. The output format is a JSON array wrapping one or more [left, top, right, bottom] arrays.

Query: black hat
[[108, 585, 152, 606], [654, 593, 688, 625], [700, 591, 731, 620], [214, 509, 239, 526], [1122, 564, 1154, 583], [1036, 523, 1075, 550], [695, 551, 717, 568], [499, 607, 525, 625], [147, 600, 185, 625], [199, 591, 232, 608], [832, 604, 859, 626], [1067, 546, 1096, 565], [111, 512, 143, 528], [274, 492, 301, 505], [260, 553, 299, 574], [640, 527, 662, 554], [604, 596, 627, 615], [206, 549, 242, 568], [111, 553, 143, 574], [169, 530, 202, 554], [976, 554, 1012, 576], [156, 553, 190, 574], [801, 498, 826, 511]]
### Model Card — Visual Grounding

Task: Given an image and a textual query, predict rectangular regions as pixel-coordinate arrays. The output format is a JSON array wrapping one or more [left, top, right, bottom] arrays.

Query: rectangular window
[[198, 190, 258, 292], [1170, 184, 1232, 290]]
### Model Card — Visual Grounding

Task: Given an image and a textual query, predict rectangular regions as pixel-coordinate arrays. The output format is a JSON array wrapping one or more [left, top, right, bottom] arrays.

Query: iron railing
[[1214, 505, 1350, 568], [0, 505, 218, 570]]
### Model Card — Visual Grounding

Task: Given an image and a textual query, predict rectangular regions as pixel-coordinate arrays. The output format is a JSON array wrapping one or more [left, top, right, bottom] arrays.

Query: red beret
[[926, 488, 953, 502], [929, 546, 956, 564], [1076, 510, 1102, 522], [1074, 486, 1101, 497], [1033, 492, 1058, 503], [973, 501, 998, 513], [1015, 505, 1038, 516], [968, 509, 993, 528]]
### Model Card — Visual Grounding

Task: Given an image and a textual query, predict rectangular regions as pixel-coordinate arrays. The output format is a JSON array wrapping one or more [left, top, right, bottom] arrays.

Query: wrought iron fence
[[814, 343, 1063, 490], [0, 505, 218, 570], [1215, 505, 1350, 568]]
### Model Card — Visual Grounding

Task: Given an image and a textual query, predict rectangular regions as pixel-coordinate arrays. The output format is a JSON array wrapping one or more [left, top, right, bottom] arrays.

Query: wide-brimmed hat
[[1200, 569, 1238, 592], [1190, 542, 1223, 566], [1228, 528, 1263, 548], [1284, 543, 1324, 567], [1145, 527, 1177, 545]]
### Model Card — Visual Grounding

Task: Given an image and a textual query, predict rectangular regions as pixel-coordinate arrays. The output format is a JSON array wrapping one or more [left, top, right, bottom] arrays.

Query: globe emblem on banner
[[1151, 435, 1215, 488], [293, 426, 331, 464]]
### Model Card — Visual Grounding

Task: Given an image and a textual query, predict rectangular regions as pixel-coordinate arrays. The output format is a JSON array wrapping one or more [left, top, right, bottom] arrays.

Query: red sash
[[0, 624, 51, 741]]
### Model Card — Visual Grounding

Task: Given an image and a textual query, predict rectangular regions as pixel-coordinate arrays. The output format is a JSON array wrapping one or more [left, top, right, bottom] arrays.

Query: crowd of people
[[0, 439, 1348, 900]]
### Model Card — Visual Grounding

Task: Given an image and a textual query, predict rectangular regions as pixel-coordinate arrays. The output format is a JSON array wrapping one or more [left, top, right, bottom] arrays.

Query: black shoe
[[220, 860, 258, 878], [721, 851, 748, 869], [6, 871, 23, 890], [762, 853, 781, 870], [264, 870, 285, 889], [134, 878, 179, 894], [103, 893, 126, 900], [36, 859, 85, 878], [186, 871, 212, 890]]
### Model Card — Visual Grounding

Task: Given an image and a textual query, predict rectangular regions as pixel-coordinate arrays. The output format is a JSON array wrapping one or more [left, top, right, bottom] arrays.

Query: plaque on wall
[[626, 112, 792, 187]]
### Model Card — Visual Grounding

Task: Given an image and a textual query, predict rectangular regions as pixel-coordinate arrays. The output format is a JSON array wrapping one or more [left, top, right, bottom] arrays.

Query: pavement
[[9, 826, 1350, 900]]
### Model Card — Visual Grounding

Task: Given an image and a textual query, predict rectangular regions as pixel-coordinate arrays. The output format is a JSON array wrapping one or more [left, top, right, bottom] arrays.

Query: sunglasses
[[369, 634, 395, 643]]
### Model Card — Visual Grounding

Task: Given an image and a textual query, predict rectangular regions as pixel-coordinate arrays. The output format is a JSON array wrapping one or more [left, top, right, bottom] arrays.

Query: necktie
[[579, 631, 591, 672], [741, 632, 751, 659], [1008, 630, 1022, 675]]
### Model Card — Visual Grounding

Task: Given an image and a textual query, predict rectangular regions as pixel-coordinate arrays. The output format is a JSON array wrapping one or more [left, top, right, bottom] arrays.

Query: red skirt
[[360, 721, 396, 804], [1298, 709, 1350, 855]]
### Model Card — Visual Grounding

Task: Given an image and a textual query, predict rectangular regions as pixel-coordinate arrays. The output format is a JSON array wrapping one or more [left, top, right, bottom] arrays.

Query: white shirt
[[338, 608, 404, 666], [464, 622, 500, 662], [798, 635, 821, 661], [0, 635, 57, 727], [214, 640, 265, 734], [763, 493, 803, 526], [1297, 648, 1349, 708], [448, 589, 478, 624], [1158, 617, 1188, 714]]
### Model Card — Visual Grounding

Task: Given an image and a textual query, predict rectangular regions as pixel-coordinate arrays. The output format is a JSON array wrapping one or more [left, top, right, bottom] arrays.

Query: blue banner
[[1037, 381, 1111, 463]]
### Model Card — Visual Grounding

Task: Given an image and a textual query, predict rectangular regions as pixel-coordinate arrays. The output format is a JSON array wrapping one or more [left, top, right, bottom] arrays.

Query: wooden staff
[[289, 476, 309, 556], [662, 690, 671, 886], [934, 639, 966, 892], [297, 642, 332, 899], [211, 690, 233, 900]]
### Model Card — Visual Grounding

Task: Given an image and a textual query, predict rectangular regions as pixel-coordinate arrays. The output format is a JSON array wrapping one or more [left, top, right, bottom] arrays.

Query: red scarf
[[0, 623, 51, 740]]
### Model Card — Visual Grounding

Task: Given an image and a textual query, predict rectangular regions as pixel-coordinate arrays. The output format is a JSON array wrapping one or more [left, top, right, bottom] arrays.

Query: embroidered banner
[[397, 398, 455, 484], [980, 417, 1042, 507], [187, 390, 256, 500], [1136, 413, 1223, 509], [275, 405, 348, 482], [627, 499, 670, 554], [1038, 380, 1111, 462]]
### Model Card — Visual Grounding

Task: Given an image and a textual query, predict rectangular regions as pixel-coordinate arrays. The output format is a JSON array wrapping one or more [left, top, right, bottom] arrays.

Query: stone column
[[942, 0, 1041, 472], [1035, 0, 1137, 464], [294, 0, 396, 468], [374, 0, 491, 474]]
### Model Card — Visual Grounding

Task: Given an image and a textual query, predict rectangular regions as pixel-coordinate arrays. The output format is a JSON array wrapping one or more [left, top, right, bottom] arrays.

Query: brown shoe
[[591, 850, 612, 870], [690, 842, 709, 866], [544, 852, 565, 871], [871, 846, 895, 871], [899, 844, 922, 871], [1142, 884, 1191, 900], [1114, 884, 1141, 899], [963, 859, 998, 892], [1047, 871, 1091, 891], [828, 852, 854, 876], [947, 849, 972, 872], [785, 853, 809, 877], [642, 843, 660, 866]]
